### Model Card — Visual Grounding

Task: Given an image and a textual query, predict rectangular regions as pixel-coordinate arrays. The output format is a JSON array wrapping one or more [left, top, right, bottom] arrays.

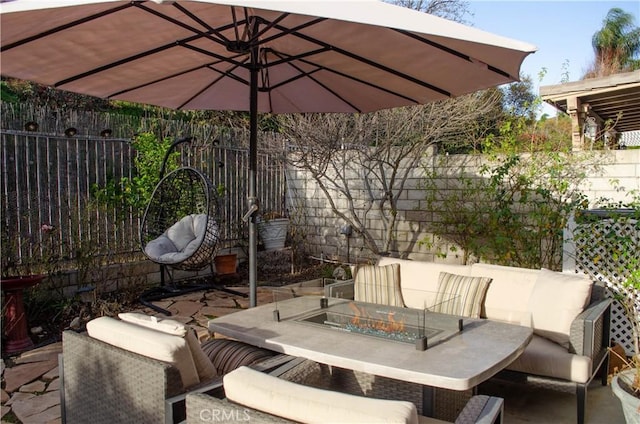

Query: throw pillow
[[354, 263, 404, 307], [432, 272, 492, 318], [528, 269, 593, 349]]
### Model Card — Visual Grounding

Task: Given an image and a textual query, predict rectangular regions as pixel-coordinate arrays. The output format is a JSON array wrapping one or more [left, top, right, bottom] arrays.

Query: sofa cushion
[[118, 312, 217, 381], [378, 258, 471, 309], [528, 269, 593, 349], [470, 263, 539, 324], [354, 263, 404, 307], [507, 335, 592, 383], [224, 366, 419, 424], [86, 316, 200, 388], [432, 272, 491, 318]]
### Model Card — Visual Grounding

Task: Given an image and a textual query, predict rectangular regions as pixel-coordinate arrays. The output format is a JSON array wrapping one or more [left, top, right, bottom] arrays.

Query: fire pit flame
[[348, 302, 405, 334]]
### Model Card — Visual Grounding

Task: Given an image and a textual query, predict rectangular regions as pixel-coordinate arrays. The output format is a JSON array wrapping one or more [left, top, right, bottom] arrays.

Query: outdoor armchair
[[59, 315, 289, 424]]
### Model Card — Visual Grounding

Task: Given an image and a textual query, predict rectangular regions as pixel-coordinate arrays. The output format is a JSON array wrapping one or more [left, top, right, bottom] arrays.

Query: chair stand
[[139, 264, 248, 315]]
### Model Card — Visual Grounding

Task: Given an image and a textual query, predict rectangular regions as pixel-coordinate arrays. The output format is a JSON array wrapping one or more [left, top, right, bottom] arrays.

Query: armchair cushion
[[354, 263, 404, 307], [118, 312, 218, 381], [223, 366, 419, 424], [432, 272, 491, 318], [86, 316, 200, 388]]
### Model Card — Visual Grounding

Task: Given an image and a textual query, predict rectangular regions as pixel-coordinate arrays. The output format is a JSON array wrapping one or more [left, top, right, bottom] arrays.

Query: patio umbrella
[[0, 0, 536, 307]]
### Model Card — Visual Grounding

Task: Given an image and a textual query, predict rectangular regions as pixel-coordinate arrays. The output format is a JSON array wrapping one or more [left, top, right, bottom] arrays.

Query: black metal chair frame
[[138, 137, 246, 315]]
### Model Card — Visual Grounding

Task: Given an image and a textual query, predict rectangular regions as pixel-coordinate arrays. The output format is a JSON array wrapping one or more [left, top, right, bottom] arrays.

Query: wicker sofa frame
[[59, 330, 295, 424], [325, 277, 612, 424]]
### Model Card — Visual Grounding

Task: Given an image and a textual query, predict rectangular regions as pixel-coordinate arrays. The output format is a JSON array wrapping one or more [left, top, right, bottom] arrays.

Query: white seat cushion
[[507, 335, 592, 383], [86, 316, 200, 388], [224, 366, 419, 424]]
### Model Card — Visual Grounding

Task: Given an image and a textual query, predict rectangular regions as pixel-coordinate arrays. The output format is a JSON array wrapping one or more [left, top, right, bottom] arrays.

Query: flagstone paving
[[0, 284, 626, 424], [0, 286, 273, 423]]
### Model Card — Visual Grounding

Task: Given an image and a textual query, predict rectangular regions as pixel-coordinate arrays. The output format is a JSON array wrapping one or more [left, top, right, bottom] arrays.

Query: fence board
[[1, 130, 286, 272]]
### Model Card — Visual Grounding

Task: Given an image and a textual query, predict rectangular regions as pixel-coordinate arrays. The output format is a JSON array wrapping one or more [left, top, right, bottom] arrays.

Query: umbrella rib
[[266, 50, 420, 106], [173, 2, 231, 44], [394, 29, 512, 79], [1, 3, 133, 52], [271, 23, 451, 97], [107, 57, 249, 100]]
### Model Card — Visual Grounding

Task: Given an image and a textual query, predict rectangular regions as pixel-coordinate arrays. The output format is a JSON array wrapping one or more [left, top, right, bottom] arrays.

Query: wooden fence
[[0, 129, 286, 274]]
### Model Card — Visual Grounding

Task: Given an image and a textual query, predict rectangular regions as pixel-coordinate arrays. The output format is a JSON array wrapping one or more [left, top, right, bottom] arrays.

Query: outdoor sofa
[[59, 313, 293, 424], [185, 365, 505, 424], [325, 258, 612, 424]]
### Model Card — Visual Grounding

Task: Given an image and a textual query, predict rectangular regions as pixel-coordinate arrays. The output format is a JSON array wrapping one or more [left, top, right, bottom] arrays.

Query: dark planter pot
[[1, 275, 46, 355], [214, 254, 237, 275]]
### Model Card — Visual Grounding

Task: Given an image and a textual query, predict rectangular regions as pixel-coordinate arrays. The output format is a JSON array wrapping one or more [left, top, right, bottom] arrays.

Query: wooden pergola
[[540, 71, 640, 150]]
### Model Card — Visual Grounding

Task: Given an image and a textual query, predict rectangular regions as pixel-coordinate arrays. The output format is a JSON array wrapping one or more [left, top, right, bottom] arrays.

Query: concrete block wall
[[288, 150, 640, 264]]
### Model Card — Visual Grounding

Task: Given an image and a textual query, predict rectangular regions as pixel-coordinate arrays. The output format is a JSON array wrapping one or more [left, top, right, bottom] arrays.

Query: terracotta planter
[[1, 275, 46, 355], [612, 369, 640, 424], [257, 218, 289, 251], [214, 254, 237, 275]]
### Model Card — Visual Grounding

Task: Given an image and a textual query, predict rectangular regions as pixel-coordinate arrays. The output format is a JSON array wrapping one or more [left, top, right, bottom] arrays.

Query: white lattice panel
[[572, 215, 639, 356]]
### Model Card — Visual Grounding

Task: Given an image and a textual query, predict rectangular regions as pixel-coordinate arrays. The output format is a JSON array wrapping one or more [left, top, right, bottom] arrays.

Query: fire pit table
[[209, 295, 532, 419]]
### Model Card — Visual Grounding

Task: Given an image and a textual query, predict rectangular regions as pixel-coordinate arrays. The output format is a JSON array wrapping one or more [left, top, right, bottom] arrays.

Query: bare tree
[[280, 91, 502, 257], [389, 0, 471, 23]]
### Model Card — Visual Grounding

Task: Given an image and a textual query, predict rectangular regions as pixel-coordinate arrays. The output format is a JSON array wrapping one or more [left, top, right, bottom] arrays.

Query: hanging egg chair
[[140, 166, 219, 271]]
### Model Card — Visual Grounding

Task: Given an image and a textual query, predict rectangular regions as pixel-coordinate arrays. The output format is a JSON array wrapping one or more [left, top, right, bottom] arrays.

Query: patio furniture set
[[58, 257, 611, 424]]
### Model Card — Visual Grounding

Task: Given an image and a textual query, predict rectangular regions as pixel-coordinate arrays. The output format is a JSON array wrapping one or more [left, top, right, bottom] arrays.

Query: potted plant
[[610, 261, 640, 423], [257, 211, 289, 251]]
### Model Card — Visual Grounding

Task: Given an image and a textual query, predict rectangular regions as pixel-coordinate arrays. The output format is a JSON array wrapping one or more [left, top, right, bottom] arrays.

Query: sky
[[467, 0, 640, 116]]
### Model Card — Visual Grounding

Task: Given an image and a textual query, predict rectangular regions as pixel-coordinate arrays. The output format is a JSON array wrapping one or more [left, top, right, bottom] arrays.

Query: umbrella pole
[[248, 30, 259, 308]]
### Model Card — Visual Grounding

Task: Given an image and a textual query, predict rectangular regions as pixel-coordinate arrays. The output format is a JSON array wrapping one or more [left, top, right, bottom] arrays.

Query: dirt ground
[[16, 249, 332, 353]]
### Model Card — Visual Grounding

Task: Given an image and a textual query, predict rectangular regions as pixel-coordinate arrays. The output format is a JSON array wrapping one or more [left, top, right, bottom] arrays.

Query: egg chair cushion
[[144, 214, 216, 264]]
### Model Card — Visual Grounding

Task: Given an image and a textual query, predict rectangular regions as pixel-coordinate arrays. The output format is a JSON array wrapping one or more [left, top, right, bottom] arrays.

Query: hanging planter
[[257, 217, 289, 251]]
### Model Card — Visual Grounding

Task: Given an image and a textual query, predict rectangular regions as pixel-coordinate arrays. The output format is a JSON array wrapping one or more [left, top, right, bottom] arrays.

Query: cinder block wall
[[287, 150, 640, 264]]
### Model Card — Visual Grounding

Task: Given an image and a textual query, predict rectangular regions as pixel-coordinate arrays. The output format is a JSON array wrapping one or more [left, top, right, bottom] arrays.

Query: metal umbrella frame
[[0, 0, 537, 306]]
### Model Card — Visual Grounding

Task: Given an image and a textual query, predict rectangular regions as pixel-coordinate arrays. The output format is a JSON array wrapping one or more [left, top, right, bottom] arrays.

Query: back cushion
[[354, 263, 404, 307], [224, 366, 419, 424], [528, 269, 593, 349], [86, 316, 200, 388], [470, 263, 539, 324], [377, 257, 471, 309], [165, 214, 209, 251], [118, 312, 217, 381]]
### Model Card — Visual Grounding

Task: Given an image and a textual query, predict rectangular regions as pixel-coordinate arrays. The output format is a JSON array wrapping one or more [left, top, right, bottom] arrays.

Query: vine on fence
[[91, 132, 179, 213]]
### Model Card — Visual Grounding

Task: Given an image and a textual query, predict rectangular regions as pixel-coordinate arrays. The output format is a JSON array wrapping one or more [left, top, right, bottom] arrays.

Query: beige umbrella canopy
[[0, 0, 536, 306]]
